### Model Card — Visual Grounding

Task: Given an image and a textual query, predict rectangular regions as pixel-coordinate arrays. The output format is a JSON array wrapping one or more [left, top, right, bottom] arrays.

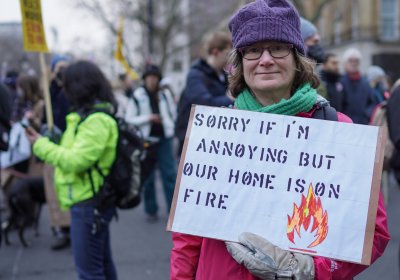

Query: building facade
[[313, 0, 400, 83], [0, 22, 40, 78]]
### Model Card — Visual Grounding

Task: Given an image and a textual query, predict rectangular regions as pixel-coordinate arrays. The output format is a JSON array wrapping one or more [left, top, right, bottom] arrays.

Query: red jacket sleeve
[[171, 233, 203, 280], [313, 193, 390, 279]]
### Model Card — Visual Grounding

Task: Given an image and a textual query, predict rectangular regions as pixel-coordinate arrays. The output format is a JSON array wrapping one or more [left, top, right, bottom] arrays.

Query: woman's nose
[[258, 49, 274, 66]]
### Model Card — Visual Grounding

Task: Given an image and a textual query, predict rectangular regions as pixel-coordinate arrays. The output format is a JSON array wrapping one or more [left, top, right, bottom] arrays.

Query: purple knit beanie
[[229, 0, 305, 54]]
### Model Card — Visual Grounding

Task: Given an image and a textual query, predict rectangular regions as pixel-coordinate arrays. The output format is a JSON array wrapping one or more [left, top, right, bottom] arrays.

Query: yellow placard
[[19, 0, 49, 52], [114, 16, 139, 80]]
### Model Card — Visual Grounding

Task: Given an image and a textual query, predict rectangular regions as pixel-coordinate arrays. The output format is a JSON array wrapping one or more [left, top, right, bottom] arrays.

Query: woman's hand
[[150, 114, 162, 124], [225, 232, 314, 280], [25, 126, 42, 144], [24, 110, 34, 120]]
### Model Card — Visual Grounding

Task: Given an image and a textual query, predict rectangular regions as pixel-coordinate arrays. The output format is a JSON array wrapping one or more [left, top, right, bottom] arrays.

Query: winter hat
[[142, 64, 162, 80], [367, 66, 386, 82], [228, 0, 305, 54], [342, 48, 362, 63], [50, 54, 69, 72], [300, 18, 318, 42]]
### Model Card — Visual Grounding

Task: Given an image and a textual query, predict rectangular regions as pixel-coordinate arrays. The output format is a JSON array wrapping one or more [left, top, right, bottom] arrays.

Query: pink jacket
[[170, 111, 390, 280]]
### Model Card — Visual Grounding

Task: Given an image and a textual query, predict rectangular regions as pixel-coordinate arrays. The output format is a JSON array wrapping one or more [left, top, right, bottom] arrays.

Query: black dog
[[3, 177, 46, 247]]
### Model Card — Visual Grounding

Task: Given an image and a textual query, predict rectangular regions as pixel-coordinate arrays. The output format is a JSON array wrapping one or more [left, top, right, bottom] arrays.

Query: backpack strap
[[74, 109, 115, 199], [160, 91, 174, 121], [132, 95, 140, 116], [87, 169, 97, 196], [75, 109, 114, 134], [87, 163, 106, 195], [312, 105, 338, 121]]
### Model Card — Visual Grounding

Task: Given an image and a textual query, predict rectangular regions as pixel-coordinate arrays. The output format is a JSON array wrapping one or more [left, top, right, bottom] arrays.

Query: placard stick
[[39, 52, 53, 131]]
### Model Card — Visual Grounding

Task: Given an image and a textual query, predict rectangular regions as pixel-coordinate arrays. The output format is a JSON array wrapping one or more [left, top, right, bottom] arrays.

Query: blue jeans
[[143, 137, 177, 215], [70, 205, 117, 280]]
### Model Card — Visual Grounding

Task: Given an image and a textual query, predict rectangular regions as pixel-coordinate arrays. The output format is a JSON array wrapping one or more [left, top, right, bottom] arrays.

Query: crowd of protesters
[[1, 0, 400, 279]]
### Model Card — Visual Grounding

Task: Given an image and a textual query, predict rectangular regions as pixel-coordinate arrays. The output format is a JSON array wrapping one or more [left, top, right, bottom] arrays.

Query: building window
[[334, 11, 342, 45], [380, 0, 399, 40], [351, 0, 359, 39]]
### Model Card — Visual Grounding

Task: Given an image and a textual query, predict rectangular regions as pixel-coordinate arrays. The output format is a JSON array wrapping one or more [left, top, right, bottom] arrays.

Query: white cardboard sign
[[167, 105, 384, 265], [0, 122, 31, 168]]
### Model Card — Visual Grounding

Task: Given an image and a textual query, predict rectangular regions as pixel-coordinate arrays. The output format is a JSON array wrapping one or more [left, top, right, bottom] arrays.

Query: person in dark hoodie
[[320, 53, 345, 111], [175, 31, 234, 155], [0, 83, 11, 152], [300, 18, 325, 64], [3, 70, 19, 110], [340, 48, 377, 124], [48, 55, 70, 132]]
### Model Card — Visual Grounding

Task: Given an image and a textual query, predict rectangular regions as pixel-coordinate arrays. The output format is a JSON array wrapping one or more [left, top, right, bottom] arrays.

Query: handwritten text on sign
[[168, 105, 383, 265]]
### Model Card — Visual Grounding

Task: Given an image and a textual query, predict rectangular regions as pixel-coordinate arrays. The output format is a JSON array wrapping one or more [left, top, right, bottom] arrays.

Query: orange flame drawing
[[287, 184, 328, 248]]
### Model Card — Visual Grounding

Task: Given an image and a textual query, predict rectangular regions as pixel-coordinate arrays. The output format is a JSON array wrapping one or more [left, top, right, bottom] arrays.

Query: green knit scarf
[[234, 83, 317, 115]]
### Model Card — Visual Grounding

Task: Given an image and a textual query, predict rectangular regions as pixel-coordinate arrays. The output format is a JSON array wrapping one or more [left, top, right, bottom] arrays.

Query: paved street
[[356, 175, 400, 280], [1, 177, 399, 280]]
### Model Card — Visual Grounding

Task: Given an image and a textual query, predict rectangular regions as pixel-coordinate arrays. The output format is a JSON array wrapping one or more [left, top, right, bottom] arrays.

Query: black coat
[[48, 80, 69, 132], [175, 59, 233, 142], [340, 74, 377, 125], [387, 85, 400, 182], [388, 85, 400, 149], [320, 70, 345, 112], [0, 83, 11, 151], [0, 83, 11, 121]]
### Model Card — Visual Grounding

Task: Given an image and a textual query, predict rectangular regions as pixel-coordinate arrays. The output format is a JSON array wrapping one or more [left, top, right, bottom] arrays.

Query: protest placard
[[20, 0, 49, 52], [19, 0, 53, 128], [43, 165, 71, 227], [167, 105, 384, 265]]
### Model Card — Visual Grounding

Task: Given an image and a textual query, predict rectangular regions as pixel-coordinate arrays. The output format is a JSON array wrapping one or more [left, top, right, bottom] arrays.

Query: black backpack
[[77, 110, 144, 210], [312, 103, 338, 121]]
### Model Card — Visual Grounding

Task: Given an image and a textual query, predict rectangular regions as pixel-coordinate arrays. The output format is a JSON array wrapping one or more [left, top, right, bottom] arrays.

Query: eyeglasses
[[239, 44, 294, 60]]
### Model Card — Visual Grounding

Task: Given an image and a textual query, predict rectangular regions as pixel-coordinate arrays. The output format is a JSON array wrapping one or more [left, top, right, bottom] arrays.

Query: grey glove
[[40, 124, 62, 144], [226, 232, 314, 280]]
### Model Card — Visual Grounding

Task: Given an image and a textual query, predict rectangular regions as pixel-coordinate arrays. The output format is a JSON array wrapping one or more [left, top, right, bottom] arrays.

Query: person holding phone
[[26, 60, 119, 280]]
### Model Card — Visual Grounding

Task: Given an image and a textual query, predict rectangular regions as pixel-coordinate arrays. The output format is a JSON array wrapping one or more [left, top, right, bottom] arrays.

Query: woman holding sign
[[170, 0, 390, 279]]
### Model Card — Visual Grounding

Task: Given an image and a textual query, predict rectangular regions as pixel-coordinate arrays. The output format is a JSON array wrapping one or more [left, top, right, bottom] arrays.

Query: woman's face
[[144, 74, 160, 93], [242, 41, 296, 101], [214, 46, 232, 71], [345, 57, 360, 74]]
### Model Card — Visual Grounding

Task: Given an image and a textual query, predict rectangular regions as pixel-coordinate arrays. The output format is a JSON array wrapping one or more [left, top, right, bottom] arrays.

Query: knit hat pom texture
[[229, 0, 305, 54]]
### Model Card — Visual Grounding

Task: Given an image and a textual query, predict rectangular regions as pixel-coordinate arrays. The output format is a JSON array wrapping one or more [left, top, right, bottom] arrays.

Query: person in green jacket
[[26, 60, 119, 280]]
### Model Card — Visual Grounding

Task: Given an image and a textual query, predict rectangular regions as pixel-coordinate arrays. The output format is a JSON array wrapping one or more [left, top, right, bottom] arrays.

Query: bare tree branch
[[73, 0, 243, 71], [291, 0, 334, 22], [310, 0, 335, 23], [76, 0, 118, 34]]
